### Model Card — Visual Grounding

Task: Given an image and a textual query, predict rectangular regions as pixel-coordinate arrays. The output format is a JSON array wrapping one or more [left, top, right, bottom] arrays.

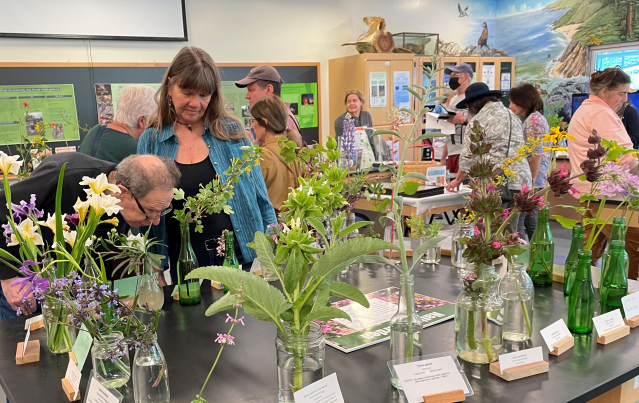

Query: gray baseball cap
[[445, 63, 474, 80]]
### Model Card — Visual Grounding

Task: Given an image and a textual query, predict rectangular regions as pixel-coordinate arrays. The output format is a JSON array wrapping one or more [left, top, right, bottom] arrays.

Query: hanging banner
[[281, 83, 318, 129], [393, 71, 411, 108], [482, 65, 496, 90]]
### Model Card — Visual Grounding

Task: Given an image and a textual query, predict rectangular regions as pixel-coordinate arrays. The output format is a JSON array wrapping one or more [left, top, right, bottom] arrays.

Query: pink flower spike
[[486, 185, 496, 192], [238, 316, 245, 326], [493, 241, 502, 248], [232, 303, 242, 308], [519, 238, 528, 245], [508, 241, 514, 245], [215, 333, 226, 344], [559, 163, 569, 178], [225, 314, 233, 323], [473, 225, 480, 235], [503, 208, 509, 218], [538, 202, 550, 209], [227, 335, 235, 345], [521, 183, 529, 193]]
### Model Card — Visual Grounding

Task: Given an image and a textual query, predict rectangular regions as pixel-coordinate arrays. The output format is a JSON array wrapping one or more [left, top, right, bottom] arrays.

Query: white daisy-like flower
[[80, 173, 120, 196], [0, 152, 23, 176], [8, 218, 44, 246]]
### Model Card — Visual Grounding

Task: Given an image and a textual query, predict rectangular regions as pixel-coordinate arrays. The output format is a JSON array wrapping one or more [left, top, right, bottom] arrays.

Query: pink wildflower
[[521, 183, 529, 193], [215, 333, 235, 345], [493, 242, 502, 248], [473, 225, 480, 235], [486, 185, 496, 192], [559, 163, 569, 178], [321, 324, 333, 333], [503, 208, 509, 218]]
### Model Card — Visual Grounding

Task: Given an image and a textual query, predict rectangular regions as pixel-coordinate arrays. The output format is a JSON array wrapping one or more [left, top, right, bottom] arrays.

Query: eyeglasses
[[133, 194, 173, 221]]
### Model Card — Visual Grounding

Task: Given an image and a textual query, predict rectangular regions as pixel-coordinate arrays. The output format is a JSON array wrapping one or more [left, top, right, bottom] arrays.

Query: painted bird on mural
[[458, 3, 469, 17], [478, 22, 490, 49]]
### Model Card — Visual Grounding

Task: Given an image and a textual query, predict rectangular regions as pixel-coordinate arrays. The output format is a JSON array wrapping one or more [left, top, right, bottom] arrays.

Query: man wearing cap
[[441, 63, 473, 178], [236, 65, 301, 137]]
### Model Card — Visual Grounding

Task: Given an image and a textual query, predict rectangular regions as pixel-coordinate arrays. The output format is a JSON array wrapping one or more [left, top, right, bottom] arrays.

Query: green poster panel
[[221, 81, 251, 128], [0, 84, 80, 145], [95, 83, 161, 125], [281, 83, 318, 129]]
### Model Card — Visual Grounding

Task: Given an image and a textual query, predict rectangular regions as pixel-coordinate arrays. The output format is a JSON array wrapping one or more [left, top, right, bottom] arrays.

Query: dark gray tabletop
[[0, 259, 638, 403]]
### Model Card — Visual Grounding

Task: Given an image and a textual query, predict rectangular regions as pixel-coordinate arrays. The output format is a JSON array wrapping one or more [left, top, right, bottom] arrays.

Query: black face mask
[[449, 77, 461, 90]]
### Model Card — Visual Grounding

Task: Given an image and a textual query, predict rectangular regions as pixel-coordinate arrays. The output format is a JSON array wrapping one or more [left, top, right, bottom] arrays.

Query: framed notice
[[369, 72, 387, 108]]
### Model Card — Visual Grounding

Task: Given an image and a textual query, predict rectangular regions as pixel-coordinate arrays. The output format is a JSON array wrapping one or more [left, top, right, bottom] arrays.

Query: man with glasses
[[0, 152, 180, 319], [441, 63, 473, 179]]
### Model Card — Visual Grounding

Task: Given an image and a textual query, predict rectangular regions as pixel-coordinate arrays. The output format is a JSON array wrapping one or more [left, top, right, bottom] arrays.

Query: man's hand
[[448, 112, 466, 125], [1, 278, 36, 315], [446, 179, 461, 193]]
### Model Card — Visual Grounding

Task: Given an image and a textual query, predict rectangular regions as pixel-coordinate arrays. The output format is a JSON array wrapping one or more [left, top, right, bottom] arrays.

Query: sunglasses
[[133, 194, 173, 221]]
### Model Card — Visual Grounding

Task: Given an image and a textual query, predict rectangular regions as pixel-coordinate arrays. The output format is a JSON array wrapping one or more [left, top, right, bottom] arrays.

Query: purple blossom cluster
[[2, 194, 43, 243], [598, 163, 639, 198], [11, 260, 49, 304], [341, 118, 356, 161]]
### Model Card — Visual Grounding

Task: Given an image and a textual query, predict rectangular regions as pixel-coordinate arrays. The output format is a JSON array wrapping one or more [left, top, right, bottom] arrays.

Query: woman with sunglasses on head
[[138, 47, 276, 282], [334, 90, 373, 140]]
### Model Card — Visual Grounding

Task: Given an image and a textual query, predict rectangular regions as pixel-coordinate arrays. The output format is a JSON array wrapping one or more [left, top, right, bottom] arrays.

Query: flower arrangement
[[406, 216, 442, 241]]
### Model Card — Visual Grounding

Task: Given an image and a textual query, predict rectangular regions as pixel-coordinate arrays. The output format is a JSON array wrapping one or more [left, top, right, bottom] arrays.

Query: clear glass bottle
[[600, 240, 628, 316], [529, 206, 554, 287], [383, 220, 402, 264], [276, 323, 325, 403], [133, 333, 170, 403], [420, 238, 442, 264], [177, 222, 201, 305], [390, 274, 423, 388], [499, 262, 534, 341], [222, 230, 240, 294], [564, 224, 584, 295], [137, 262, 164, 311], [451, 223, 474, 269], [42, 295, 77, 354], [455, 264, 503, 364], [91, 331, 131, 389], [568, 250, 595, 334], [601, 217, 629, 278]]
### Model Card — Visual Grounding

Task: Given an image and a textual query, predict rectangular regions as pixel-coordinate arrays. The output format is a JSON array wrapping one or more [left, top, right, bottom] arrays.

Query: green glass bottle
[[564, 224, 584, 295], [567, 250, 595, 334], [222, 230, 239, 294], [601, 217, 629, 278], [177, 222, 201, 306], [528, 206, 554, 287], [600, 240, 628, 316]]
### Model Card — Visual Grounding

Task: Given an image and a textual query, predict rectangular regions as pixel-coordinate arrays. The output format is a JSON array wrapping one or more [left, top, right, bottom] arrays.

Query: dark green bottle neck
[[224, 231, 236, 258], [179, 222, 191, 244], [575, 254, 592, 280], [610, 223, 625, 242]]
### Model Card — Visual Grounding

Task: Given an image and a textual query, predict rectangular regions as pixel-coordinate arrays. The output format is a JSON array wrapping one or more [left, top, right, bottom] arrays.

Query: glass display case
[[392, 33, 439, 55]]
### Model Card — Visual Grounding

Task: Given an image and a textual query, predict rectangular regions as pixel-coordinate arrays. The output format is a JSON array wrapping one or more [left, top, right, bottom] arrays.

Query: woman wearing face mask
[[251, 95, 303, 210], [508, 84, 549, 241], [334, 90, 373, 139], [568, 68, 639, 275], [441, 64, 473, 176]]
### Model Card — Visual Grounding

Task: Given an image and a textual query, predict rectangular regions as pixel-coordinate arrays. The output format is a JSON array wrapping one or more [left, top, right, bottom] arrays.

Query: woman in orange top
[[251, 95, 303, 210], [568, 68, 639, 276]]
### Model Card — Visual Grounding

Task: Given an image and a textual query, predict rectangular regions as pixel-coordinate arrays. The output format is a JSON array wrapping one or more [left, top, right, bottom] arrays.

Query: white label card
[[499, 346, 543, 374], [539, 319, 571, 350], [393, 356, 469, 403], [634, 375, 639, 389], [293, 373, 344, 403], [24, 314, 43, 330], [85, 376, 119, 403], [592, 309, 625, 336], [65, 360, 82, 399], [22, 327, 30, 357], [622, 292, 639, 320]]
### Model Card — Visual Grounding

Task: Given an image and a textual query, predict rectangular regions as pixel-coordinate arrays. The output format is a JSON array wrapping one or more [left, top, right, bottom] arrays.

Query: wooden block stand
[[624, 314, 639, 328], [550, 336, 575, 356], [29, 318, 44, 331], [68, 351, 77, 366], [423, 389, 466, 402], [15, 340, 40, 365], [61, 378, 81, 401], [597, 325, 630, 345], [489, 361, 549, 381]]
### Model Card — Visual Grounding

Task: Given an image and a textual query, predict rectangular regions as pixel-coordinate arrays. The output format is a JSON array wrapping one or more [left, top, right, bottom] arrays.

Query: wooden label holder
[[423, 389, 466, 403], [61, 378, 81, 401], [550, 336, 574, 356], [29, 318, 44, 331], [489, 361, 549, 381], [15, 340, 40, 365], [624, 314, 639, 328], [597, 325, 630, 344], [68, 351, 78, 366]]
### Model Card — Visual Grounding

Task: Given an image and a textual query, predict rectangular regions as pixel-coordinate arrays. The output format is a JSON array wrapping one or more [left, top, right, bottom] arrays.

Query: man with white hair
[[79, 85, 157, 163]]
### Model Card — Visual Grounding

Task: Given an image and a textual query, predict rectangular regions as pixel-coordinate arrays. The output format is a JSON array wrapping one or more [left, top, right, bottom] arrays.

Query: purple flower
[[16, 307, 22, 316], [11, 194, 43, 223], [11, 260, 49, 298], [341, 118, 356, 160], [65, 212, 80, 227]]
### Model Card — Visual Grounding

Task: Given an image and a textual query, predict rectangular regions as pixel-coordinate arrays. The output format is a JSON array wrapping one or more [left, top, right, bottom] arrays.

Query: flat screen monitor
[[572, 92, 639, 115], [594, 49, 639, 90]]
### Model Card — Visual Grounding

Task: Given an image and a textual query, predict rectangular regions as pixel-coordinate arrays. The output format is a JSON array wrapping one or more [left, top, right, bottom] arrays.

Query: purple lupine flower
[[11, 260, 49, 297], [341, 117, 356, 161], [11, 194, 43, 223]]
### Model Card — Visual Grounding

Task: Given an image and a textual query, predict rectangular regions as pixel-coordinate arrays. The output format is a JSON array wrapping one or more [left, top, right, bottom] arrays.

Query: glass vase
[[451, 224, 474, 269], [564, 224, 584, 295], [600, 240, 628, 316], [568, 250, 595, 334], [420, 238, 441, 264], [137, 261, 164, 311], [454, 264, 503, 364], [601, 217, 629, 279], [390, 274, 423, 388], [528, 206, 554, 287], [91, 331, 131, 389], [177, 222, 201, 305], [499, 262, 534, 341], [276, 323, 325, 403], [133, 333, 170, 403], [42, 295, 77, 354], [222, 230, 240, 293]]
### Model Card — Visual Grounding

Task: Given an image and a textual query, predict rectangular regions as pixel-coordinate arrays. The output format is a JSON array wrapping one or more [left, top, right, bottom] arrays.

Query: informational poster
[[318, 287, 454, 353], [94, 83, 161, 125], [482, 65, 496, 90], [221, 81, 252, 128], [369, 71, 387, 107], [393, 71, 411, 108], [281, 83, 318, 129], [0, 84, 80, 145], [500, 73, 512, 91]]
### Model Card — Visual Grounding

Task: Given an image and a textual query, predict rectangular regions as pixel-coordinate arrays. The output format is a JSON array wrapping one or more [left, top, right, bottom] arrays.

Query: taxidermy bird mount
[[342, 17, 396, 53]]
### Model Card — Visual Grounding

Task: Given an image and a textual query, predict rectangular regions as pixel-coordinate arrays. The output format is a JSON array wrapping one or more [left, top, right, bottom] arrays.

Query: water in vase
[[277, 356, 324, 403], [133, 356, 170, 403], [389, 321, 423, 388], [502, 298, 534, 341]]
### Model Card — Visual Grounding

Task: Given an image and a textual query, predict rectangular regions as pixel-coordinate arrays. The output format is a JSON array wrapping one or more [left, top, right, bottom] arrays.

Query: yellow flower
[[102, 217, 119, 227], [552, 146, 569, 152], [0, 152, 23, 176], [37, 213, 69, 234], [35, 124, 40, 132], [73, 197, 90, 222], [543, 146, 552, 153], [63, 230, 92, 248], [80, 173, 120, 196], [8, 218, 44, 246], [503, 158, 514, 166], [88, 194, 123, 217], [504, 168, 515, 178]]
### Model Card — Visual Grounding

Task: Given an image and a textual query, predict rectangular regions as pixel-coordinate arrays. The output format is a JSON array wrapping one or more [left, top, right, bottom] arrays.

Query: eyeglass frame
[[132, 193, 173, 221]]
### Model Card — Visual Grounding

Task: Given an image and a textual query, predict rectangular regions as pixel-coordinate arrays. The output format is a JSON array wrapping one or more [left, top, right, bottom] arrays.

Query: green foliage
[[553, 215, 580, 229]]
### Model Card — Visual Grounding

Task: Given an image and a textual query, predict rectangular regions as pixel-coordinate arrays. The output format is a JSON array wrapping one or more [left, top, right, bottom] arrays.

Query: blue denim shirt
[[137, 118, 277, 264]]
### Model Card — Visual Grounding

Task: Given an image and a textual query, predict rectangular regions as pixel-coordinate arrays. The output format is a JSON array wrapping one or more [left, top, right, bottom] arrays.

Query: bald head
[[114, 154, 181, 198]]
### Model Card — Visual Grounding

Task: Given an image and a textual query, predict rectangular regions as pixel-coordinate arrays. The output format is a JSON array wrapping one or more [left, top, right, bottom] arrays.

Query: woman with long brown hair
[[250, 95, 303, 209], [138, 47, 276, 279]]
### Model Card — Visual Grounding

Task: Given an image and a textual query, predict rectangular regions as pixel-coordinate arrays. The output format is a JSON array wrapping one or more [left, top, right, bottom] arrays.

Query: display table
[[0, 258, 638, 402], [354, 187, 471, 218]]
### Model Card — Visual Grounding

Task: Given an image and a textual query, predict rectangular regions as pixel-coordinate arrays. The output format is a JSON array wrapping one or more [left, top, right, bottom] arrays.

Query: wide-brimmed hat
[[456, 82, 503, 109]]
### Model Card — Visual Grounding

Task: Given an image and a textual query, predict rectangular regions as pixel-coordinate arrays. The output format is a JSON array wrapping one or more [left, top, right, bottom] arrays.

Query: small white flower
[[38, 213, 69, 234], [80, 173, 120, 196], [125, 233, 146, 250], [63, 230, 91, 247], [0, 152, 23, 176], [88, 194, 123, 217], [282, 223, 291, 234], [307, 188, 314, 196], [8, 218, 43, 246]]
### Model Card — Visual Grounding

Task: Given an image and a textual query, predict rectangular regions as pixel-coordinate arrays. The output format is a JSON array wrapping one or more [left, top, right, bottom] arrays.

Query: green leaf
[[400, 108, 418, 119], [186, 266, 291, 324], [310, 281, 331, 313], [371, 130, 402, 139], [338, 221, 372, 239], [0, 248, 21, 266], [283, 247, 304, 295], [552, 215, 580, 229], [405, 87, 423, 102], [305, 306, 351, 324], [204, 291, 241, 317], [556, 205, 587, 215], [173, 188, 185, 201], [330, 282, 370, 308], [353, 254, 399, 269], [306, 217, 326, 236], [249, 232, 283, 279], [584, 218, 608, 226], [394, 196, 404, 208], [579, 194, 598, 203], [403, 181, 419, 195], [411, 236, 446, 271]]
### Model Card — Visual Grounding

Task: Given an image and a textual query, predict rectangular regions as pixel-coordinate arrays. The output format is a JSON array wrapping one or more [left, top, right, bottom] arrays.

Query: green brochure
[[72, 324, 93, 371]]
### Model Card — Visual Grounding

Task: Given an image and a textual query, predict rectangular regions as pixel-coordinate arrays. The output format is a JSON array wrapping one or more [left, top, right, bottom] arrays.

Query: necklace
[[175, 120, 192, 131]]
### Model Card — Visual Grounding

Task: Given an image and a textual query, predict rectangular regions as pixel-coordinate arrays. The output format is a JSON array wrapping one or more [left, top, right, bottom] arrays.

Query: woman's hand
[[446, 179, 461, 192]]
